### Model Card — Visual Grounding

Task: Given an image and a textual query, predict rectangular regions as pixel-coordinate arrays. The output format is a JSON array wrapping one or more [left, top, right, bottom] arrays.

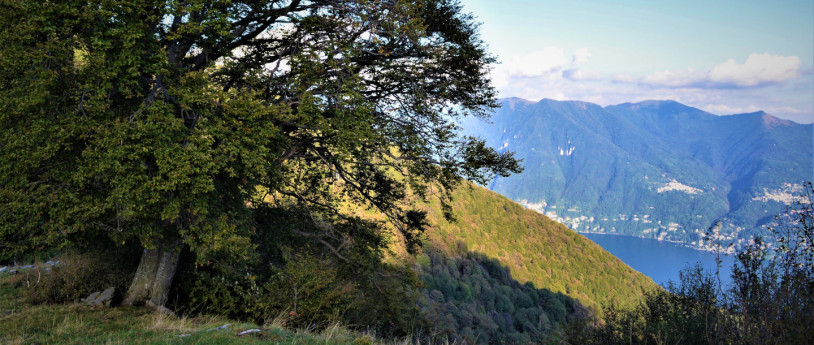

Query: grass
[[0, 272, 381, 345]]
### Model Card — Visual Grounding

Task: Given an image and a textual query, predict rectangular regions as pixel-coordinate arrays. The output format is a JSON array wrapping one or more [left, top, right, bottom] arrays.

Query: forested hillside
[[417, 250, 584, 344], [327, 179, 657, 342], [417, 183, 657, 310], [463, 98, 813, 250]]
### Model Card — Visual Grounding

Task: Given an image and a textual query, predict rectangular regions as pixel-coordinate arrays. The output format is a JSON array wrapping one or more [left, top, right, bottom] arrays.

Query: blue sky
[[461, 0, 814, 123]]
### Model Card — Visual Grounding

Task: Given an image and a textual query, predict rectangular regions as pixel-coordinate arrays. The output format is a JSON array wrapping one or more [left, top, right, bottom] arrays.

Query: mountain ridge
[[463, 98, 813, 250], [506, 97, 804, 125]]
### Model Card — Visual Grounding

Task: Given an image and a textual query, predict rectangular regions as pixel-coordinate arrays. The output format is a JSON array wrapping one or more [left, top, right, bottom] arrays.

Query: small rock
[[83, 291, 101, 305], [238, 329, 262, 336], [95, 287, 115, 306], [83, 287, 115, 307], [205, 324, 231, 332]]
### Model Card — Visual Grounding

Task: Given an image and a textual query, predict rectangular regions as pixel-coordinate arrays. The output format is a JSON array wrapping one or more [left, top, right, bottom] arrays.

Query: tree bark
[[122, 239, 182, 313]]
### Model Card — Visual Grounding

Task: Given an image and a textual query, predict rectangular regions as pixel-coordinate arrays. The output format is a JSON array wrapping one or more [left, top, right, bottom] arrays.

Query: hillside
[[0, 181, 656, 344], [417, 183, 657, 309], [461, 98, 813, 250], [0, 183, 657, 344]]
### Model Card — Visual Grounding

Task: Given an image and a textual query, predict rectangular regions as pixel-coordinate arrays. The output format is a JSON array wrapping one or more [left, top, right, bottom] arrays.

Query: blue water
[[581, 233, 735, 287]]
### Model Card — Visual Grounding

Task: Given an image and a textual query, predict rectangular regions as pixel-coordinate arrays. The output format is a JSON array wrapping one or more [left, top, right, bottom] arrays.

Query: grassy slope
[[418, 183, 657, 309], [1, 182, 656, 343], [0, 273, 374, 345]]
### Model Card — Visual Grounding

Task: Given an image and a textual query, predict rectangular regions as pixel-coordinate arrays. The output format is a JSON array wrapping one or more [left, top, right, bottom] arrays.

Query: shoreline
[[576, 231, 732, 254]]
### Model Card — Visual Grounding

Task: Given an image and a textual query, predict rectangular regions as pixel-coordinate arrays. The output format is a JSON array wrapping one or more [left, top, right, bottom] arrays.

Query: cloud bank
[[499, 47, 594, 79], [629, 53, 802, 89], [572, 48, 591, 65], [489, 49, 812, 123], [506, 47, 569, 77], [563, 69, 602, 81], [707, 53, 801, 87]]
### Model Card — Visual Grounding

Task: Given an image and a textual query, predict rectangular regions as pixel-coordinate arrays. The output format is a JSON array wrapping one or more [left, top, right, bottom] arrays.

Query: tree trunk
[[122, 239, 182, 313]]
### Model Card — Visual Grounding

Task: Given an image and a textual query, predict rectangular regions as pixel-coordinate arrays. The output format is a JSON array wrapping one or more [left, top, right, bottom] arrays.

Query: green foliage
[[416, 248, 585, 344], [20, 249, 139, 305], [0, 0, 519, 306], [574, 264, 724, 345], [0, 273, 371, 345], [420, 183, 657, 310], [343, 263, 425, 338], [570, 182, 814, 344], [172, 202, 423, 338], [262, 253, 355, 328]]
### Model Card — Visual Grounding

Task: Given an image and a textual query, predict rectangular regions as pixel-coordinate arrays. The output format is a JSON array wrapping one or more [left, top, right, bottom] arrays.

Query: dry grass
[[3, 270, 424, 344], [1, 271, 381, 344]]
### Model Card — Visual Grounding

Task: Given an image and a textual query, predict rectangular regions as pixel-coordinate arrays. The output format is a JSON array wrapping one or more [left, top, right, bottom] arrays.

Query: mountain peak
[[499, 97, 533, 103], [759, 112, 794, 128], [499, 97, 535, 110], [534, 99, 607, 113], [610, 100, 708, 115], [464, 97, 813, 252], [538, 98, 585, 105]]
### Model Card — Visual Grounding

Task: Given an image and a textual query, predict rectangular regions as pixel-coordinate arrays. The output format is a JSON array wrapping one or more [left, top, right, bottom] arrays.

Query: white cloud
[[506, 47, 569, 77], [581, 95, 605, 104], [707, 53, 801, 87], [704, 104, 808, 116], [572, 48, 591, 65], [491, 51, 812, 124], [563, 69, 602, 81], [703, 104, 761, 114], [515, 85, 568, 102], [622, 53, 801, 89], [641, 68, 703, 87], [551, 92, 567, 101], [490, 64, 510, 89], [766, 106, 804, 114]]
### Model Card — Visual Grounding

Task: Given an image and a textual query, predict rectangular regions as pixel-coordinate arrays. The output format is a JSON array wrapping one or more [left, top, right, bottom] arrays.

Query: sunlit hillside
[[417, 182, 657, 309]]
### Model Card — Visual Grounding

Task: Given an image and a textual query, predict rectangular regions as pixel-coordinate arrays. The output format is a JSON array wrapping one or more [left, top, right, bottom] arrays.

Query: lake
[[581, 233, 735, 288]]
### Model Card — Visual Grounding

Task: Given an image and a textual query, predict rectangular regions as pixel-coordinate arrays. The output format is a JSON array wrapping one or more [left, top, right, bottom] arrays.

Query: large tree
[[0, 0, 519, 309]]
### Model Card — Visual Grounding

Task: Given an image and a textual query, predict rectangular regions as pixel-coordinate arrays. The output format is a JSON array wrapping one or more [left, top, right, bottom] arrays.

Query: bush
[[260, 253, 356, 328], [175, 204, 424, 338], [22, 249, 135, 305], [569, 182, 814, 345]]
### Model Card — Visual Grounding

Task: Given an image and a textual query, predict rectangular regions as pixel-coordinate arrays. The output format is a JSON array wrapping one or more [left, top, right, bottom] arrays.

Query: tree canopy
[[0, 0, 519, 306]]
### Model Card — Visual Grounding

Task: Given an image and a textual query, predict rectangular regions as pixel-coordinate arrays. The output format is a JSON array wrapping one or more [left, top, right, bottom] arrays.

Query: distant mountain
[[461, 98, 813, 250]]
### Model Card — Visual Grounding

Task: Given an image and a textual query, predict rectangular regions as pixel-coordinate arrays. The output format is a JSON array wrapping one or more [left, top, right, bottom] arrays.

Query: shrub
[[23, 249, 135, 305], [569, 183, 814, 344], [174, 204, 425, 338], [260, 253, 356, 329]]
